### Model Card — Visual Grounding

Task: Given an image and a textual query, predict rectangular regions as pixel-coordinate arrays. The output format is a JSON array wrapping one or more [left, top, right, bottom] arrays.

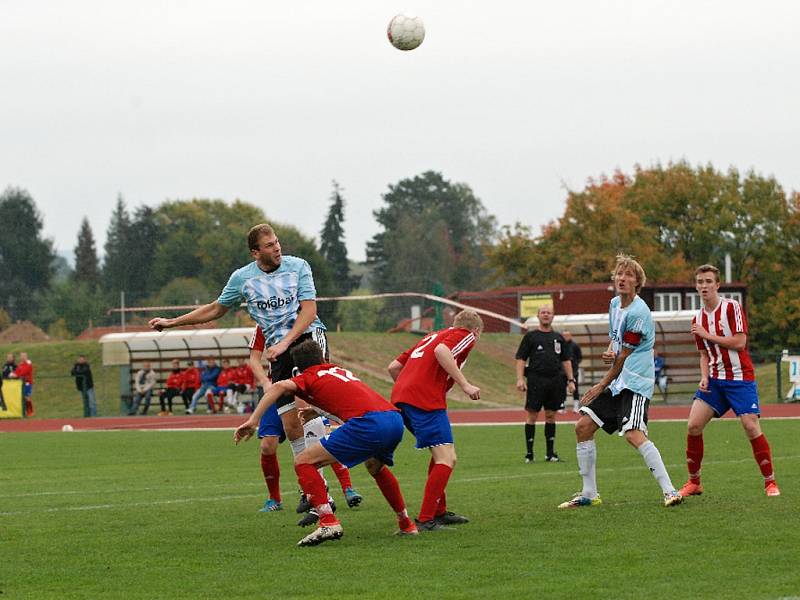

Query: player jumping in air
[[679, 264, 780, 498], [559, 255, 683, 509], [235, 339, 417, 546]]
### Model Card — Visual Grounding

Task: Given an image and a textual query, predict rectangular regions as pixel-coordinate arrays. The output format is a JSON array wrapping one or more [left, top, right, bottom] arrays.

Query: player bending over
[[559, 255, 683, 509], [235, 340, 417, 547]]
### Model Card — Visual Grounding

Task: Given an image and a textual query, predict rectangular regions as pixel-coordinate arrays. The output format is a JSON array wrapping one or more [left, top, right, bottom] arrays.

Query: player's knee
[[364, 458, 383, 477], [575, 418, 593, 440], [687, 421, 704, 436]]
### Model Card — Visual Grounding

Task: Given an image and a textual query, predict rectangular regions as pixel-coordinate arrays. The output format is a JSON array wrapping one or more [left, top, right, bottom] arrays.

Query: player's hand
[[233, 420, 257, 444], [149, 317, 172, 332], [691, 322, 709, 339], [581, 384, 604, 406], [461, 383, 481, 401], [516, 378, 527, 392], [698, 377, 709, 393], [601, 350, 615, 364], [265, 340, 289, 362], [297, 406, 320, 425]]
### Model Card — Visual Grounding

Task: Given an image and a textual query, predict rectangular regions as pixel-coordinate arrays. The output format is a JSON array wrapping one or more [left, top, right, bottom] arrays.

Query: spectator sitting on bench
[[188, 357, 221, 414], [212, 358, 238, 413], [180, 360, 200, 412], [654, 348, 668, 398], [159, 359, 184, 416], [131, 362, 157, 415], [233, 357, 255, 413]]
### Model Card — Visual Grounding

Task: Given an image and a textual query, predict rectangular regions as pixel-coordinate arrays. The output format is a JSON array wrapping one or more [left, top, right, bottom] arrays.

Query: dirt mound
[[0, 321, 50, 343]]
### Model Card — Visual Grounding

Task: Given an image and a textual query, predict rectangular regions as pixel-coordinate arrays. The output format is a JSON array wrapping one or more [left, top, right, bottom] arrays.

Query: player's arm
[[233, 379, 298, 444], [387, 360, 404, 381], [265, 299, 318, 362], [149, 301, 229, 331], [562, 359, 575, 394], [698, 349, 710, 392], [581, 346, 634, 406], [515, 359, 527, 392], [690, 323, 747, 351], [433, 343, 480, 400], [248, 348, 271, 390]]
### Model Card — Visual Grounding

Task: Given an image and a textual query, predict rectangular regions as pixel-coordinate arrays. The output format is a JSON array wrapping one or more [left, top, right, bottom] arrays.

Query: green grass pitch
[[2, 420, 799, 599]]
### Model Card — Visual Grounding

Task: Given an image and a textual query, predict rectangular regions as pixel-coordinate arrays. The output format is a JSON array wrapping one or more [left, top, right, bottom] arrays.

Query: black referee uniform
[[516, 329, 572, 461]]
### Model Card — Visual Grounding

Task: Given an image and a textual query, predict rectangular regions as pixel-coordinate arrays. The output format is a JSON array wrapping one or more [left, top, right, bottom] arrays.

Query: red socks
[[418, 463, 453, 523], [295, 463, 339, 526], [686, 434, 704, 484], [372, 466, 406, 513], [260, 453, 281, 502], [749, 434, 775, 483], [331, 462, 353, 493]]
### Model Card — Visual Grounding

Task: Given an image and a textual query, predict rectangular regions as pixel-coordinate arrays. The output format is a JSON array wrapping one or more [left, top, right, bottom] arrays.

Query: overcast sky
[[2, 1, 798, 264]]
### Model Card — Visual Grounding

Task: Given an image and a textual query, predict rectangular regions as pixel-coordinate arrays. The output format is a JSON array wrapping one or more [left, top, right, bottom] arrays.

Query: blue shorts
[[23, 383, 32, 397], [320, 411, 404, 468], [257, 403, 285, 442], [396, 403, 453, 449], [695, 379, 760, 417]]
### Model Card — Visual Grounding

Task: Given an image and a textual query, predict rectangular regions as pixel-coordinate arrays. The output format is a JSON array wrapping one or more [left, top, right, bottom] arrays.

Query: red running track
[[2, 403, 799, 433]]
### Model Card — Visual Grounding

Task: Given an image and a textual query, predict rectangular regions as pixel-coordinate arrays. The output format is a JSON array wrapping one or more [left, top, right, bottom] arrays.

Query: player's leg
[[295, 415, 340, 524], [365, 458, 417, 535], [523, 408, 539, 462], [417, 443, 459, 529], [294, 442, 342, 546], [679, 398, 715, 496], [257, 404, 285, 512], [543, 383, 560, 460], [620, 391, 681, 506]]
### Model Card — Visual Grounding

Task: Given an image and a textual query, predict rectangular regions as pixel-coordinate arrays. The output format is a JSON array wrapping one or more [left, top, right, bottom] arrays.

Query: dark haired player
[[235, 340, 417, 546]]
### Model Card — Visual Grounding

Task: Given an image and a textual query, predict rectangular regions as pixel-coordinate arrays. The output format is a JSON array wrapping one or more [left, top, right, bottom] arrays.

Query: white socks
[[576, 440, 598, 499], [638, 440, 675, 494]]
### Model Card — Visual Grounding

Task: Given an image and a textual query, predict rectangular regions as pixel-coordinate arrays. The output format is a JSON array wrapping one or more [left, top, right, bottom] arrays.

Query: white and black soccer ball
[[387, 14, 425, 51]]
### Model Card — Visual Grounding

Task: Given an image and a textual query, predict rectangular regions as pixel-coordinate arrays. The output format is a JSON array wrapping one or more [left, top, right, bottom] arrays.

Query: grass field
[[2, 420, 798, 599], [0, 334, 793, 419]]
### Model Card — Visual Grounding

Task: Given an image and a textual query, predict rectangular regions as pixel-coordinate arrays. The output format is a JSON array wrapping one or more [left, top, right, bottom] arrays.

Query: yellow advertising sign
[[519, 294, 553, 319], [0, 378, 24, 418]]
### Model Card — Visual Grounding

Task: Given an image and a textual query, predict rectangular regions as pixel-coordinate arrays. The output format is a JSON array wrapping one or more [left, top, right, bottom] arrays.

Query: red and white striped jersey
[[692, 298, 754, 381]]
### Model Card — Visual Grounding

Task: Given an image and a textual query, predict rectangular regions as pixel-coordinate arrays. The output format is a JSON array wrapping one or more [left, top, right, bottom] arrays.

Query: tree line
[[1, 163, 798, 351]]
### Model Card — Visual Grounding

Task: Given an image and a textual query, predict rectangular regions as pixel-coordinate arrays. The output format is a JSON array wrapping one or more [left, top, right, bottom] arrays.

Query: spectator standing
[[70, 355, 97, 417], [130, 362, 156, 415], [159, 359, 184, 415], [11, 352, 35, 416], [515, 306, 575, 463], [188, 357, 221, 414], [562, 331, 583, 413]]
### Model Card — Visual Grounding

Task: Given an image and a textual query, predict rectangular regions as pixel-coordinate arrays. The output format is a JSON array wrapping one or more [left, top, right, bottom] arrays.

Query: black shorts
[[579, 388, 650, 436], [524, 374, 565, 412], [272, 329, 329, 413]]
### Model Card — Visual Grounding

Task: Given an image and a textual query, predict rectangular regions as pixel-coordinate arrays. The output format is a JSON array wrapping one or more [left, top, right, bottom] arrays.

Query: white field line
[[2, 454, 797, 517]]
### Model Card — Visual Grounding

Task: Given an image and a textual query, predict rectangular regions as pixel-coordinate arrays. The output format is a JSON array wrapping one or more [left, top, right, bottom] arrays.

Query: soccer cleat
[[663, 491, 683, 507], [434, 511, 469, 525], [297, 524, 343, 547], [545, 454, 563, 463], [259, 499, 283, 512], [344, 487, 363, 508], [297, 501, 337, 527], [678, 481, 704, 497], [765, 482, 781, 497], [415, 518, 450, 532], [558, 494, 602, 509], [395, 521, 419, 536], [524, 454, 534, 464], [296, 493, 312, 514]]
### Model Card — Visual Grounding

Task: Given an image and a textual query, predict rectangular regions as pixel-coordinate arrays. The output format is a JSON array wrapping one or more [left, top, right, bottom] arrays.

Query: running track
[[2, 404, 800, 433]]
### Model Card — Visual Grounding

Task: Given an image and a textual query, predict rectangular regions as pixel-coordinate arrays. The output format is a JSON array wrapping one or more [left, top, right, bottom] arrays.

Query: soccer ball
[[387, 14, 425, 51], [62, 424, 74, 432]]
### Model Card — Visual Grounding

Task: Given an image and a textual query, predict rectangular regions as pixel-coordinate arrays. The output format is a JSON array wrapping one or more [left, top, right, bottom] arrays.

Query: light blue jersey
[[217, 256, 325, 347], [608, 295, 655, 399]]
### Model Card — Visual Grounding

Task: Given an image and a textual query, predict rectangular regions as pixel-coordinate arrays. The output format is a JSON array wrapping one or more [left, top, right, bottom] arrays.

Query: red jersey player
[[679, 264, 780, 498], [387, 309, 483, 531], [235, 339, 416, 546]]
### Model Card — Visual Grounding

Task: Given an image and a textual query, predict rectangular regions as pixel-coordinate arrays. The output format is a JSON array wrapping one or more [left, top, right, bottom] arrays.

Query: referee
[[515, 305, 575, 462]]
